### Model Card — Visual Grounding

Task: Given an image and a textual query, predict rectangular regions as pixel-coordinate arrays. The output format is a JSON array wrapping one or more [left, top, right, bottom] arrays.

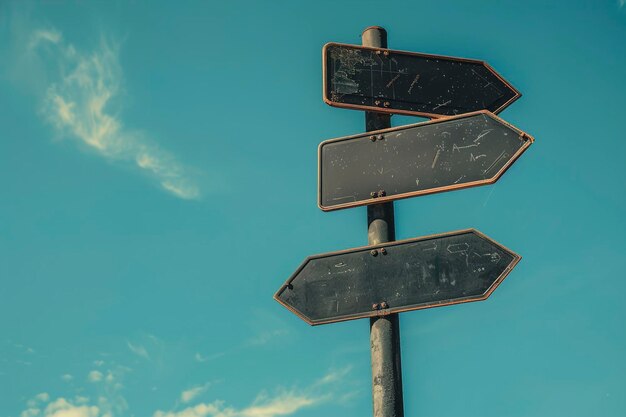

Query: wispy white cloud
[[247, 329, 288, 347], [26, 392, 50, 409], [239, 391, 317, 417], [155, 367, 358, 417], [35, 393, 50, 402], [314, 366, 352, 386], [181, 382, 212, 404], [155, 391, 317, 417], [28, 28, 62, 49], [23, 27, 201, 199], [88, 370, 103, 383], [20, 408, 40, 417], [127, 341, 150, 360], [154, 402, 223, 417], [44, 398, 99, 417], [195, 351, 226, 363], [620, 0, 625, 9], [61, 374, 73, 382]]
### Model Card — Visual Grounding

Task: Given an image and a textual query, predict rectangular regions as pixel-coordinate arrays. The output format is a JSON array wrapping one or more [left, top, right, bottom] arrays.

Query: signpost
[[319, 110, 533, 211], [274, 26, 533, 417], [323, 42, 520, 118], [274, 229, 520, 325]]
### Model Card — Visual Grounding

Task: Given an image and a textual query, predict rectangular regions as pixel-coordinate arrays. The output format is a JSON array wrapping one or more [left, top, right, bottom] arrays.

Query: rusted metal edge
[[273, 228, 521, 326], [317, 110, 534, 212], [322, 42, 521, 119]]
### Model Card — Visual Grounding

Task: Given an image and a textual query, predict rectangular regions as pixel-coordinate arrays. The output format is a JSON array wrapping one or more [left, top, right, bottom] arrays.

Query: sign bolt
[[370, 191, 377, 198], [370, 135, 377, 142], [383, 101, 390, 107], [374, 100, 381, 106], [380, 301, 388, 309], [383, 50, 389, 57], [380, 248, 387, 255], [372, 303, 380, 310], [370, 249, 378, 257], [377, 190, 386, 197], [377, 134, 384, 141]]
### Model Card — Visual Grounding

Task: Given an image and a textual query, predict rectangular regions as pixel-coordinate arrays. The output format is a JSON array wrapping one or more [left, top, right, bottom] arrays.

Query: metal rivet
[[370, 191, 377, 198], [378, 190, 386, 197], [370, 249, 378, 257], [383, 50, 389, 56], [372, 303, 380, 310], [375, 50, 382, 55], [374, 100, 381, 106], [383, 101, 390, 107], [370, 135, 377, 142], [377, 134, 384, 141], [380, 301, 388, 309], [380, 248, 387, 255]]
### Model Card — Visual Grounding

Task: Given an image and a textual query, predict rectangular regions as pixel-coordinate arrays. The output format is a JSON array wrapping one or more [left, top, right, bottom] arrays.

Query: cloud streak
[[154, 367, 357, 417], [181, 382, 212, 404], [155, 391, 318, 417], [127, 341, 150, 359], [29, 28, 200, 199]]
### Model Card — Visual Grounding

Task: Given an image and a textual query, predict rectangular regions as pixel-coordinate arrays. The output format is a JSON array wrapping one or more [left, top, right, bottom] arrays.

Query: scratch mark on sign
[[453, 175, 465, 184], [484, 253, 501, 263], [476, 129, 493, 141], [408, 74, 420, 94], [335, 262, 347, 268], [386, 73, 402, 88], [433, 100, 451, 110], [431, 149, 441, 169], [483, 150, 506, 175], [470, 153, 487, 162], [331, 195, 357, 202], [453, 143, 479, 152], [447, 243, 470, 254]]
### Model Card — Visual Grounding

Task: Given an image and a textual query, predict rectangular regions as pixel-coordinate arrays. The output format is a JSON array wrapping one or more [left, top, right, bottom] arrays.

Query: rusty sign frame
[[317, 110, 534, 212], [322, 42, 522, 119], [274, 228, 521, 326]]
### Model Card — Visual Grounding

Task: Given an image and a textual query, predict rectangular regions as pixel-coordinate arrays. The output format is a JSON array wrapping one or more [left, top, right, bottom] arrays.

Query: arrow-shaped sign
[[323, 43, 520, 118], [318, 111, 533, 211], [274, 229, 520, 325]]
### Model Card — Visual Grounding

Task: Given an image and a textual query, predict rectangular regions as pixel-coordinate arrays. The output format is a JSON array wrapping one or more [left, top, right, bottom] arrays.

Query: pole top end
[[361, 26, 387, 36], [361, 26, 388, 49]]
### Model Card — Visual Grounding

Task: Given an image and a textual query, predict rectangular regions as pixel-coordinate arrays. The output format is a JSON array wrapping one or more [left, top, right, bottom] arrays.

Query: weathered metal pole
[[362, 26, 404, 417]]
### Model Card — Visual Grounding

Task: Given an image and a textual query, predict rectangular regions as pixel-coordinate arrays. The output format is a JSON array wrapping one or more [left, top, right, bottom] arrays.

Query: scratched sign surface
[[274, 229, 520, 325], [319, 111, 533, 211], [323, 43, 520, 118]]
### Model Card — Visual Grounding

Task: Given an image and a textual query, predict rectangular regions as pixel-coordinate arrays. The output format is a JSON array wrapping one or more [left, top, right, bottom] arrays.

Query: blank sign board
[[323, 43, 520, 118], [274, 229, 520, 325], [318, 111, 533, 211]]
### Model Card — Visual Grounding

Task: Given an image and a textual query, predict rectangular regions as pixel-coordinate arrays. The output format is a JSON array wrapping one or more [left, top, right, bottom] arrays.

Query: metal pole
[[362, 26, 404, 417]]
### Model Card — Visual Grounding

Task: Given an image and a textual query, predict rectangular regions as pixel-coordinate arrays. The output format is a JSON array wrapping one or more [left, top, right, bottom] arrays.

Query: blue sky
[[1, 1, 625, 416]]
